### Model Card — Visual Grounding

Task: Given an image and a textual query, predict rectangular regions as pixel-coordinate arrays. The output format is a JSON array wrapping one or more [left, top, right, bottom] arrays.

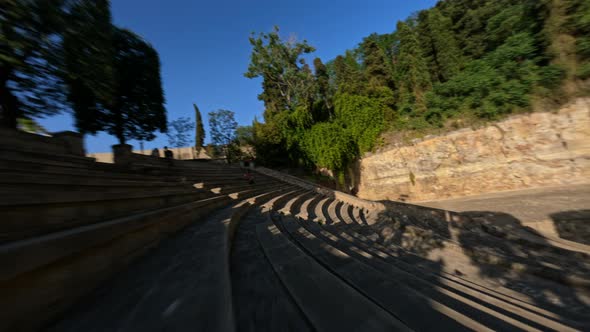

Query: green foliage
[[205, 143, 221, 158], [245, 26, 315, 115], [333, 93, 384, 154], [312, 57, 332, 120], [194, 103, 205, 149], [417, 8, 463, 81], [333, 51, 364, 94], [565, 0, 590, 77], [167, 117, 194, 148], [235, 125, 254, 146], [302, 122, 355, 171], [578, 63, 590, 79], [17, 118, 49, 135], [361, 39, 392, 88], [395, 21, 432, 113], [427, 33, 554, 120]]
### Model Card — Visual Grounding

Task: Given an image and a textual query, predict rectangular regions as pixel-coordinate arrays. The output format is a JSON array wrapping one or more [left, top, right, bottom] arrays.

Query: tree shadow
[[550, 209, 590, 245], [454, 210, 590, 322], [364, 202, 590, 328]]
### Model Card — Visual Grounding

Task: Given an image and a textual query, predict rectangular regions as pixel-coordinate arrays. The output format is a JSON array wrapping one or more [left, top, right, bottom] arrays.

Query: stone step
[[367, 212, 590, 287], [226, 183, 293, 201], [0, 194, 231, 281], [198, 177, 278, 191], [0, 157, 245, 182], [0, 181, 202, 205], [284, 191, 317, 216], [324, 198, 341, 225], [0, 194, 235, 331], [312, 197, 332, 224], [0, 188, 216, 243], [211, 181, 280, 195], [325, 222, 590, 326], [296, 194, 324, 220], [338, 202, 356, 225], [0, 178, 289, 331], [281, 214, 499, 331], [231, 209, 313, 331], [258, 188, 300, 212], [256, 220, 410, 331], [0, 160, 174, 181], [42, 196, 260, 332], [1, 165, 246, 184], [0, 147, 95, 168], [295, 216, 583, 331], [277, 190, 312, 215], [262, 188, 308, 212]]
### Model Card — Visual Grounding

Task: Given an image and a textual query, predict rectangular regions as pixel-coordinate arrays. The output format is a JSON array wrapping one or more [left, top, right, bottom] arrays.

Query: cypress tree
[[313, 57, 332, 120], [194, 103, 205, 154], [421, 8, 464, 81], [395, 21, 432, 113], [361, 39, 392, 88], [333, 51, 363, 94]]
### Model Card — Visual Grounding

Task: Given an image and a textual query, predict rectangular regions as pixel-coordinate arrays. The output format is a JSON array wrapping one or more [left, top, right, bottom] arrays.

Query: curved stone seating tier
[[1, 140, 589, 331]]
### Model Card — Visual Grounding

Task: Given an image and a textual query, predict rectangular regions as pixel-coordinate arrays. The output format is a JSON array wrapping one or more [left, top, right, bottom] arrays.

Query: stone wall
[[88, 146, 210, 163], [0, 128, 86, 157], [357, 98, 590, 202]]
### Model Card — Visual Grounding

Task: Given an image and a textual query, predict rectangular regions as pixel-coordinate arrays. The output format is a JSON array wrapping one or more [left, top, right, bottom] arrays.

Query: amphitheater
[[1, 128, 589, 331]]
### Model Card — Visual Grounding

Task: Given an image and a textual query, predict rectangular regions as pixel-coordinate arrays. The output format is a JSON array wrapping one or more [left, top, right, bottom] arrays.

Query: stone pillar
[[113, 144, 133, 165], [53, 131, 85, 156]]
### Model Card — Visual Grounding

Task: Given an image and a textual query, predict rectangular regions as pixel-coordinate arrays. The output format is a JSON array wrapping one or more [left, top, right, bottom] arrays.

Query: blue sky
[[39, 0, 438, 153]]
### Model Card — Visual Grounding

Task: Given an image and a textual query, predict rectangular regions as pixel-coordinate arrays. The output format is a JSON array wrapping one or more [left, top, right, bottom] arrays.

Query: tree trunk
[[114, 109, 125, 144], [0, 66, 18, 129]]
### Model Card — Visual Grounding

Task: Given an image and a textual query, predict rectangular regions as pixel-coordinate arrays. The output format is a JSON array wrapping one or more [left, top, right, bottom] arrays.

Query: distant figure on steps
[[151, 148, 160, 157], [164, 146, 173, 159], [243, 169, 255, 184]]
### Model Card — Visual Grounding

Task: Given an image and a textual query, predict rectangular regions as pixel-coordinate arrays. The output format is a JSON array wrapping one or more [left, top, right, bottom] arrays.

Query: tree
[[166, 117, 194, 148], [208, 109, 238, 161], [333, 51, 364, 94], [1, 0, 69, 128], [244, 26, 316, 116], [62, 0, 114, 134], [417, 8, 463, 82], [312, 57, 333, 122], [361, 39, 392, 88], [565, 0, 590, 78], [102, 28, 167, 144], [235, 125, 254, 146], [194, 103, 205, 152], [395, 21, 432, 114]]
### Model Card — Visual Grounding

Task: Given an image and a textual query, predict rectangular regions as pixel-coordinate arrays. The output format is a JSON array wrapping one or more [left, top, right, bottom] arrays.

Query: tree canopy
[[209, 109, 238, 147], [167, 117, 194, 148], [1, 1, 167, 146], [245, 0, 586, 188]]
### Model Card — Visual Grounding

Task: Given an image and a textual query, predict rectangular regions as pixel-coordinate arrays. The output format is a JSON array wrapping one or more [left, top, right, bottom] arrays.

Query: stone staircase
[[1, 133, 590, 331]]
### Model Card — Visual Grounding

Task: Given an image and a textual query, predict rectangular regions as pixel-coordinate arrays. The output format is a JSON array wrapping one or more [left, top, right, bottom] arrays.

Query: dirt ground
[[416, 183, 590, 242]]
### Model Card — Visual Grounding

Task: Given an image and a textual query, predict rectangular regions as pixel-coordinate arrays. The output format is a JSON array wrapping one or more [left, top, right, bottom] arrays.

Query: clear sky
[[39, 0, 438, 153]]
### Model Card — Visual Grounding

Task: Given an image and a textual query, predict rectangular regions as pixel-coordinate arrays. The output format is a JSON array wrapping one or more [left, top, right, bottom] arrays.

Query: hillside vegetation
[[245, 0, 590, 184]]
